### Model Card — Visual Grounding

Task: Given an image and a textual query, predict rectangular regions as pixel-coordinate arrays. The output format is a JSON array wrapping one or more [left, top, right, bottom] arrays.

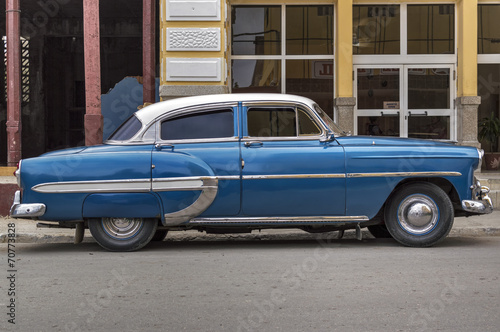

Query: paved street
[[1, 236, 500, 331]]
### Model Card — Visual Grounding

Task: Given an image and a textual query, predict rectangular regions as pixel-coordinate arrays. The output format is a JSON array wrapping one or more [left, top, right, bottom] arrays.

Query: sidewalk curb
[[2, 227, 500, 244]]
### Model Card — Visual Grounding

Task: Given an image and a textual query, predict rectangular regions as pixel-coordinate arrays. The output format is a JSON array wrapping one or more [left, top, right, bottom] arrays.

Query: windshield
[[313, 104, 346, 136], [108, 114, 143, 141]]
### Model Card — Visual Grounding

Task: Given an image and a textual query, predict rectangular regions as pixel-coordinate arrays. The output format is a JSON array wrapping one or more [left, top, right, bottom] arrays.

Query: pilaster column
[[83, 0, 103, 146], [6, 0, 22, 166], [457, 96, 481, 148], [335, 97, 356, 134]]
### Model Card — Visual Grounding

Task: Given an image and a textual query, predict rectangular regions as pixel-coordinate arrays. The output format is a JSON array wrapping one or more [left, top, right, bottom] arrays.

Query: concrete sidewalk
[[1, 211, 499, 244]]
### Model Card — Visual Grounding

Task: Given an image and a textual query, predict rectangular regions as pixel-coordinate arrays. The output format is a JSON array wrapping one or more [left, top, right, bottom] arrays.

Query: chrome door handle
[[244, 141, 263, 147]]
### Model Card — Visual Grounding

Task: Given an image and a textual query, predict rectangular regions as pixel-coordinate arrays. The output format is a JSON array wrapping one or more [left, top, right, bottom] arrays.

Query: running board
[[189, 216, 369, 225]]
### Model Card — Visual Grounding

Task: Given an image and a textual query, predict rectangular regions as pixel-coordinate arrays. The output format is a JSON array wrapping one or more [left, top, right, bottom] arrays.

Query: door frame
[[354, 64, 456, 140]]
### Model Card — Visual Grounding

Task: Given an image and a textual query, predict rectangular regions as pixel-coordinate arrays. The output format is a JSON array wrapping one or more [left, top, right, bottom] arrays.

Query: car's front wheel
[[88, 218, 158, 251], [384, 182, 454, 247]]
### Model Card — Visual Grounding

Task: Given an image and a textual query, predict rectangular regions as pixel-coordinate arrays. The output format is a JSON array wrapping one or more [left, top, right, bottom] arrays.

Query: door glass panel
[[357, 68, 400, 110], [408, 116, 450, 140], [478, 5, 500, 54], [286, 59, 334, 117], [408, 68, 450, 109], [247, 108, 296, 137], [478, 64, 500, 151], [358, 116, 400, 137], [232, 60, 281, 93], [231, 6, 281, 56], [298, 109, 321, 136], [286, 5, 334, 55], [407, 5, 455, 55], [353, 5, 400, 55], [161, 110, 234, 140]]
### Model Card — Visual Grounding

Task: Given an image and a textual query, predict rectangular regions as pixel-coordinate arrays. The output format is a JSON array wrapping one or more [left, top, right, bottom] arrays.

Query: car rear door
[[152, 104, 241, 224]]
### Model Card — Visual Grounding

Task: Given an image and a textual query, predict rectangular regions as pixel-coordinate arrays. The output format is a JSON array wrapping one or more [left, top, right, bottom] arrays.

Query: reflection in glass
[[408, 68, 450, 109], [478, 5, 500, 54], [286, 6, 333, 55], [407, 5, 454, 54], [286, 59, 334, 117], [353, 5, 400, 55], [477, 64, 500, 151], [408, 116, 450, 140], [231, 6, 281, 55], [247, 108, 296, 137], [357, 68, 400, 110], [232, 60, 281, 93], [358, 116, 399, 137]]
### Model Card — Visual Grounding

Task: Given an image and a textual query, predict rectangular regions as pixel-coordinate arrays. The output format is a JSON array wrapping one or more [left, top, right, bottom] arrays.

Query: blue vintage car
[[10, 94, 493, 251]]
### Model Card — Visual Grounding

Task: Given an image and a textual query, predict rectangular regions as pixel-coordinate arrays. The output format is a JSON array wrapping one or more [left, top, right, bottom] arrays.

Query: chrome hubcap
[[398, 195, 439, 235], [102, 218, 143, 239]]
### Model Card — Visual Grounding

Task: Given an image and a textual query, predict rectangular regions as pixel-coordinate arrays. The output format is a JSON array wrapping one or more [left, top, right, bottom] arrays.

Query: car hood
[[336, 136, 457, 147]]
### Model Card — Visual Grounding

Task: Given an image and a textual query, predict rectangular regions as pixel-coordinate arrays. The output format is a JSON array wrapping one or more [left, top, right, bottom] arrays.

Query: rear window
[[108, 115, 143, 141], [161, 109, 234, 140]]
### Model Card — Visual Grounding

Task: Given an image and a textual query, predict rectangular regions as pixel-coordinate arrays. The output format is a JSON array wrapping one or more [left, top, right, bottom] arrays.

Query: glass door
[[404, 65, 455, 140], [355, 66, 403, 137], [354, 64, 455, 140]]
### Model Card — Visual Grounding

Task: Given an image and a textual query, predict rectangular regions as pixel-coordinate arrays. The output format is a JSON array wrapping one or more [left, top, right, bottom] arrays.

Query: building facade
[[159, 0, 500, 150]]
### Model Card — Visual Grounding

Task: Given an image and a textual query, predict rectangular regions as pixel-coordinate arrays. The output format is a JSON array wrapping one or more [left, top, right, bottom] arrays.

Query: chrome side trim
[[347, 171, 462, 178], [153, 177, 207, 192], [10, 191, 46, 218], [32, 179, 151, 194], [163, 178, 219, 225], [189, 216, 369, 224], [242, 174, 345, 180]]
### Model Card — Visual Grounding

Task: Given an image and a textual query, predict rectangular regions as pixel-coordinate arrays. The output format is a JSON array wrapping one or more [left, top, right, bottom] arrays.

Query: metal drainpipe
[[6, 0, 22, 166], [143, 0, 156, 105], [83, 0, 103, 146]]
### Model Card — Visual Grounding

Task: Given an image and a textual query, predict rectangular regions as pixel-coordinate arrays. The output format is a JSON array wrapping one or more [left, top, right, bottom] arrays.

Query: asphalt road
[[1, 237, 500, 332]]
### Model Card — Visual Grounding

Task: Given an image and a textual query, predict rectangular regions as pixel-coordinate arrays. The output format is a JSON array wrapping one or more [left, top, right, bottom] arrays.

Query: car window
[[298, 109, 321, 136], [108, 114, 143, 141], [161, 109, 234, 140], [247, 108, 297, 137]]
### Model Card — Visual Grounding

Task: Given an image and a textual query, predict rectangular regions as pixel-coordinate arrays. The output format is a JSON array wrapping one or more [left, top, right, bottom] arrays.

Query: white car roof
[[134, 93, 316, 126]]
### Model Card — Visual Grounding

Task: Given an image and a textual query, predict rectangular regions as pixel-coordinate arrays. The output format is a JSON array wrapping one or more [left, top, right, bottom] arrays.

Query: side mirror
[[320, 133, 334, 142]]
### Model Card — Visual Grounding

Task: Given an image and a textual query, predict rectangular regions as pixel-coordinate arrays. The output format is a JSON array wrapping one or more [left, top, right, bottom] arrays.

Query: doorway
[[354, 64, 455, 140]]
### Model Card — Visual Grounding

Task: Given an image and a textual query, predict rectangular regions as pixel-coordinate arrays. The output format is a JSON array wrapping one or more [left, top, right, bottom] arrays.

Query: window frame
[[155, 104, 240, 144], [242, 102, 328, 141], [478, 2, 500, 62], [353, 3, 457, 66], [230, 3, 335, 96]]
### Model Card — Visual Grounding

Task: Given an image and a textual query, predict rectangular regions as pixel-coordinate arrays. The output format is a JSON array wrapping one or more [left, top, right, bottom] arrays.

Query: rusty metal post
[[83, 0, 103, 146], [143, 0, 156, 104], [6, 0, 22, 166]]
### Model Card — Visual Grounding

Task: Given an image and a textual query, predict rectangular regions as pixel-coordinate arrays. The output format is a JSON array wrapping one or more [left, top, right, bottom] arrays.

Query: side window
[[161, 109, 234, 140], [247, 108, 297, 137], [298, 109, 321, 136]]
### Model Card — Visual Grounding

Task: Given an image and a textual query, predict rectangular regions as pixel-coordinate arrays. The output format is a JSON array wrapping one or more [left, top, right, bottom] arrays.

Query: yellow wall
[[159, 0, 228, 86], [160, 0, 481, 98]]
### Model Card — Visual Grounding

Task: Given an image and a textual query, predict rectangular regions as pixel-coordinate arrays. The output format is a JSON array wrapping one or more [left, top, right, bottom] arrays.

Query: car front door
[[240, 102, 346, 217], [152, 105, 241, 224]]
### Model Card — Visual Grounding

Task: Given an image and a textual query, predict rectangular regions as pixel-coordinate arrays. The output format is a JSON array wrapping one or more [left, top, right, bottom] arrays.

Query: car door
[[152, 104, 241, 224], [240, 102, 346, 217]]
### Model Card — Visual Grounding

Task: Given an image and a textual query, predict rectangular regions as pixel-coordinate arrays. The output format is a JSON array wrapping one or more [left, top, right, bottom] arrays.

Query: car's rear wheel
[[384, 182, 454, 247], [367, 224, 392, 238], [88, 217, 157, 251]]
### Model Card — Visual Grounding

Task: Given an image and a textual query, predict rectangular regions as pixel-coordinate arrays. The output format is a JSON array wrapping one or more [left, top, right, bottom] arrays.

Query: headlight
[[15, 160, 21, 187]]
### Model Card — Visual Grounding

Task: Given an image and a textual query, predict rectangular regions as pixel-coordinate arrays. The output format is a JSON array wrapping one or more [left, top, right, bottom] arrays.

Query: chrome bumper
[[10, 190, 46, 218], [462, 185, 493, 214]]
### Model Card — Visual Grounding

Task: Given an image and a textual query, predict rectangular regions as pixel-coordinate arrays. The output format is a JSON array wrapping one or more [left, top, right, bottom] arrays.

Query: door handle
[[155, 143, 174, 150], [244, 141, 263, 147]]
